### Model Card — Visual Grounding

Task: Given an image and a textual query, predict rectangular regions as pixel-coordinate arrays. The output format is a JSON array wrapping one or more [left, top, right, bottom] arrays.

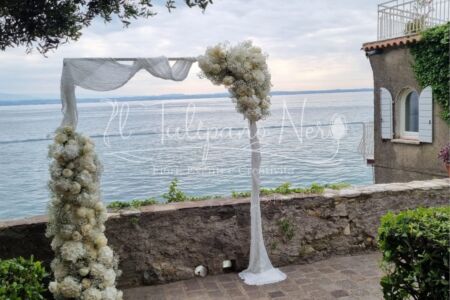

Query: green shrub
[[277, 218, 295, 242], [130, 198, 158, 208], [107, 197, 158, 210], [308, 182, 325, 194], [324, 182, 351, 190], [234, 182, 348, 198], [261, 182, 334, 196], [231, 190, 252, 198], [163, 178, 188, 203], [0, 256, 47, 300], [378, 206, 450, 300], [273, 182, 292, 194], [107, 201, 132, 210], [189, 195, 221, 201]]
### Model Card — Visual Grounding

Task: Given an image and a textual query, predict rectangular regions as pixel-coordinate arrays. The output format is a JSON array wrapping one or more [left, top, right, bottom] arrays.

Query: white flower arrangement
[[198, 41, 272, 121], [47, 126, 123, 300]]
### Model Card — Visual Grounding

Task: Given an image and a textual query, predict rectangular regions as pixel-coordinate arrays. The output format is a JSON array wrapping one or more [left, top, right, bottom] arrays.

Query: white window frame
[[398, 88, 419, 140]]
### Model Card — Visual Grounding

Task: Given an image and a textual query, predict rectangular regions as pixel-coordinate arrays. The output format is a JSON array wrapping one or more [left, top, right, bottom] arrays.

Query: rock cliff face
[[0, 179, 448, 288]]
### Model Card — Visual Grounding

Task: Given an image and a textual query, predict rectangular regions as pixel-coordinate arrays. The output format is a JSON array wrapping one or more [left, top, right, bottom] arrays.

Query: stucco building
[[363, 0, 450, 183]]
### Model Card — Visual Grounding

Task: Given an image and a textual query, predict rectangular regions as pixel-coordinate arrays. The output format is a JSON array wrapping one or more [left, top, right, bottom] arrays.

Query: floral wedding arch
[[48, 41, 285, 299]]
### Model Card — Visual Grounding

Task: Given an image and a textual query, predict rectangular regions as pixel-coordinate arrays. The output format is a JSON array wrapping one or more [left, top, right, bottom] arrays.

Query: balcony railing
[[378, 0, 450, 40]]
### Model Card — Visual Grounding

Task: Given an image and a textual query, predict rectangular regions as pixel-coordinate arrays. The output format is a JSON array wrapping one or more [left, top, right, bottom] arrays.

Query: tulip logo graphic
[[330, 114, 348, 141]]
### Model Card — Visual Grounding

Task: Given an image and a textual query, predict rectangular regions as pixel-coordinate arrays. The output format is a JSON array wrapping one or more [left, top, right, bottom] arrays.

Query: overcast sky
[[0, 0, 378, 99]]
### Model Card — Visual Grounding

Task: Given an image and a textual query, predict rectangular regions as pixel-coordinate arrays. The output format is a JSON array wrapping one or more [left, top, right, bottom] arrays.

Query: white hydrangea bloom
[[198, 41, 271, 121], [49, 281, 59, 294], [83, 288, 102, 300], [52, 261, 68, 280], [70, 182, 82, 194], [79, 267, 90, 277], [82, 278, 92, 289], [98, 246, 114, 265], [90, 262, 107, 278], [102, 269, 117, 287], [77, 170, 93, 187], [62, 141, 80, 160], [54, 133, 68, 144], [61, 241, 86, 262], [62, 168, 73, 178], [59, 276, 82, 298], [102, 287, 122, 300], [94, 233, 108, 247], [50, 235, 64, 251]]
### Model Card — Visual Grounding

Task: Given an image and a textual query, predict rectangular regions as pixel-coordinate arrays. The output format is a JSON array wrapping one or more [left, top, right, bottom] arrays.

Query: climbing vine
[[410, 22, 450, 123]]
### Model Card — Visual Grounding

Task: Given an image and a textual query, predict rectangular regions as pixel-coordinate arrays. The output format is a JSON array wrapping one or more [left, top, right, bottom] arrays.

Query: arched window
[[405, 91, 419, 132], [400, 89, 419, 139]]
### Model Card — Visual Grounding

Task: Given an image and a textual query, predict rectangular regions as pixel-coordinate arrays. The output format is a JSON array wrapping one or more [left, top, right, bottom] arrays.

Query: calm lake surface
[[0, 91, 374, 220]]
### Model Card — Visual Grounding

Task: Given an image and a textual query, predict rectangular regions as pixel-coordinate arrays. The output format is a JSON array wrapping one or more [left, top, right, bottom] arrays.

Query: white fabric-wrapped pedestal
[[238, 121, 286, 285]]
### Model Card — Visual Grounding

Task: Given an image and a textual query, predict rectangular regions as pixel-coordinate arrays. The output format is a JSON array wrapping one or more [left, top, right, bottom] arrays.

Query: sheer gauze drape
[[60, 57, 195, 128]]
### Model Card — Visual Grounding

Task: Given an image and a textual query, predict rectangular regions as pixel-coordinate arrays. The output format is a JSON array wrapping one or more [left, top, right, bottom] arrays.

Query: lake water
[[0, 91, 374, 220]]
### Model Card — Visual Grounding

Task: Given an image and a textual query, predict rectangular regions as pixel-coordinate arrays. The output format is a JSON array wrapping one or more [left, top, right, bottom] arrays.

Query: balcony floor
[[123, 252, 383, 300]]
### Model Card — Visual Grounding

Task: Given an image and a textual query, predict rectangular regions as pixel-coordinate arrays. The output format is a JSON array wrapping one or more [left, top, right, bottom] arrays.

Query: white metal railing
[[378, 0, 450, 40]]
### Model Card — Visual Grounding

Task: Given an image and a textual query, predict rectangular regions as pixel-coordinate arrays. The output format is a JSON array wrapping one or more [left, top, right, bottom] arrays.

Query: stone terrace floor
[[123, 252, 383, 300]]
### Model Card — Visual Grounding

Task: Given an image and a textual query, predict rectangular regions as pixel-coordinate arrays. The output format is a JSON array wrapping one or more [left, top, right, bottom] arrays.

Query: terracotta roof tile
[[362, 34, 422, 51]]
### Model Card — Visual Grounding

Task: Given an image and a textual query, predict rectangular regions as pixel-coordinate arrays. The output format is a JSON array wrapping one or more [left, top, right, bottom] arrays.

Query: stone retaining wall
[[0, 179, 448, 288]]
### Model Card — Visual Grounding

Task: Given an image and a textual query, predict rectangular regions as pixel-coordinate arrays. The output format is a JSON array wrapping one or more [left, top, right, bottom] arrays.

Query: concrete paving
[[123, 252, 384, 300]]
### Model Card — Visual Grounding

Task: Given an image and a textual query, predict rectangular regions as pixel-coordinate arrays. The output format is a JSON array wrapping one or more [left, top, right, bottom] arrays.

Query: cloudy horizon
[[0, 0, 378, 99]]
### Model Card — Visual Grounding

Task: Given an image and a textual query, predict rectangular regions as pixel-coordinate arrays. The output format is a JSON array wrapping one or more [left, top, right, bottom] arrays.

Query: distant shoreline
[[0, 88, 373, 106]]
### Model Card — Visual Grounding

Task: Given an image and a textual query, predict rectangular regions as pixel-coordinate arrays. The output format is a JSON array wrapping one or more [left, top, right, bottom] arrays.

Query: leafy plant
[[0, 256, 47, 300], [308, 182, 325, 194], [410, 22, 450, 122], [0, 0, 212, 54], [130, 198, 158, 208], [324, 182, 351, 190], [261, 182, 342, 196], [189, 195, 221, 201], [130, 216, 140, 226], [107, 201, 132, 210], [231, 191, 252, 198], [273, 182, 292, 194], [378, 206, 450, 300], [162, 178, 188, 203], [107, 197, 158, 210], [277, 218, 295, 242], [270, 241, 278, 251]]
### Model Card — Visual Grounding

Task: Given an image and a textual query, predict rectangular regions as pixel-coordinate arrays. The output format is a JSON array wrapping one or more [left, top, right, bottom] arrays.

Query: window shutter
[[419, 86, 433, 143], [380, 88, 393, 140]]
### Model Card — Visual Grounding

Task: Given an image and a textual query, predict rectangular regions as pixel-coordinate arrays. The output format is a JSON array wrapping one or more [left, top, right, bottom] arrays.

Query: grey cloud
[[0, 0, 378, 98]]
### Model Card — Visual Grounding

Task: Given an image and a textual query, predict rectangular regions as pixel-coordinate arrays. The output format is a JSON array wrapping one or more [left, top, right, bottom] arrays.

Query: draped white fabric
[[60, 57, 195, 128], [238, 121, 287, 285]]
